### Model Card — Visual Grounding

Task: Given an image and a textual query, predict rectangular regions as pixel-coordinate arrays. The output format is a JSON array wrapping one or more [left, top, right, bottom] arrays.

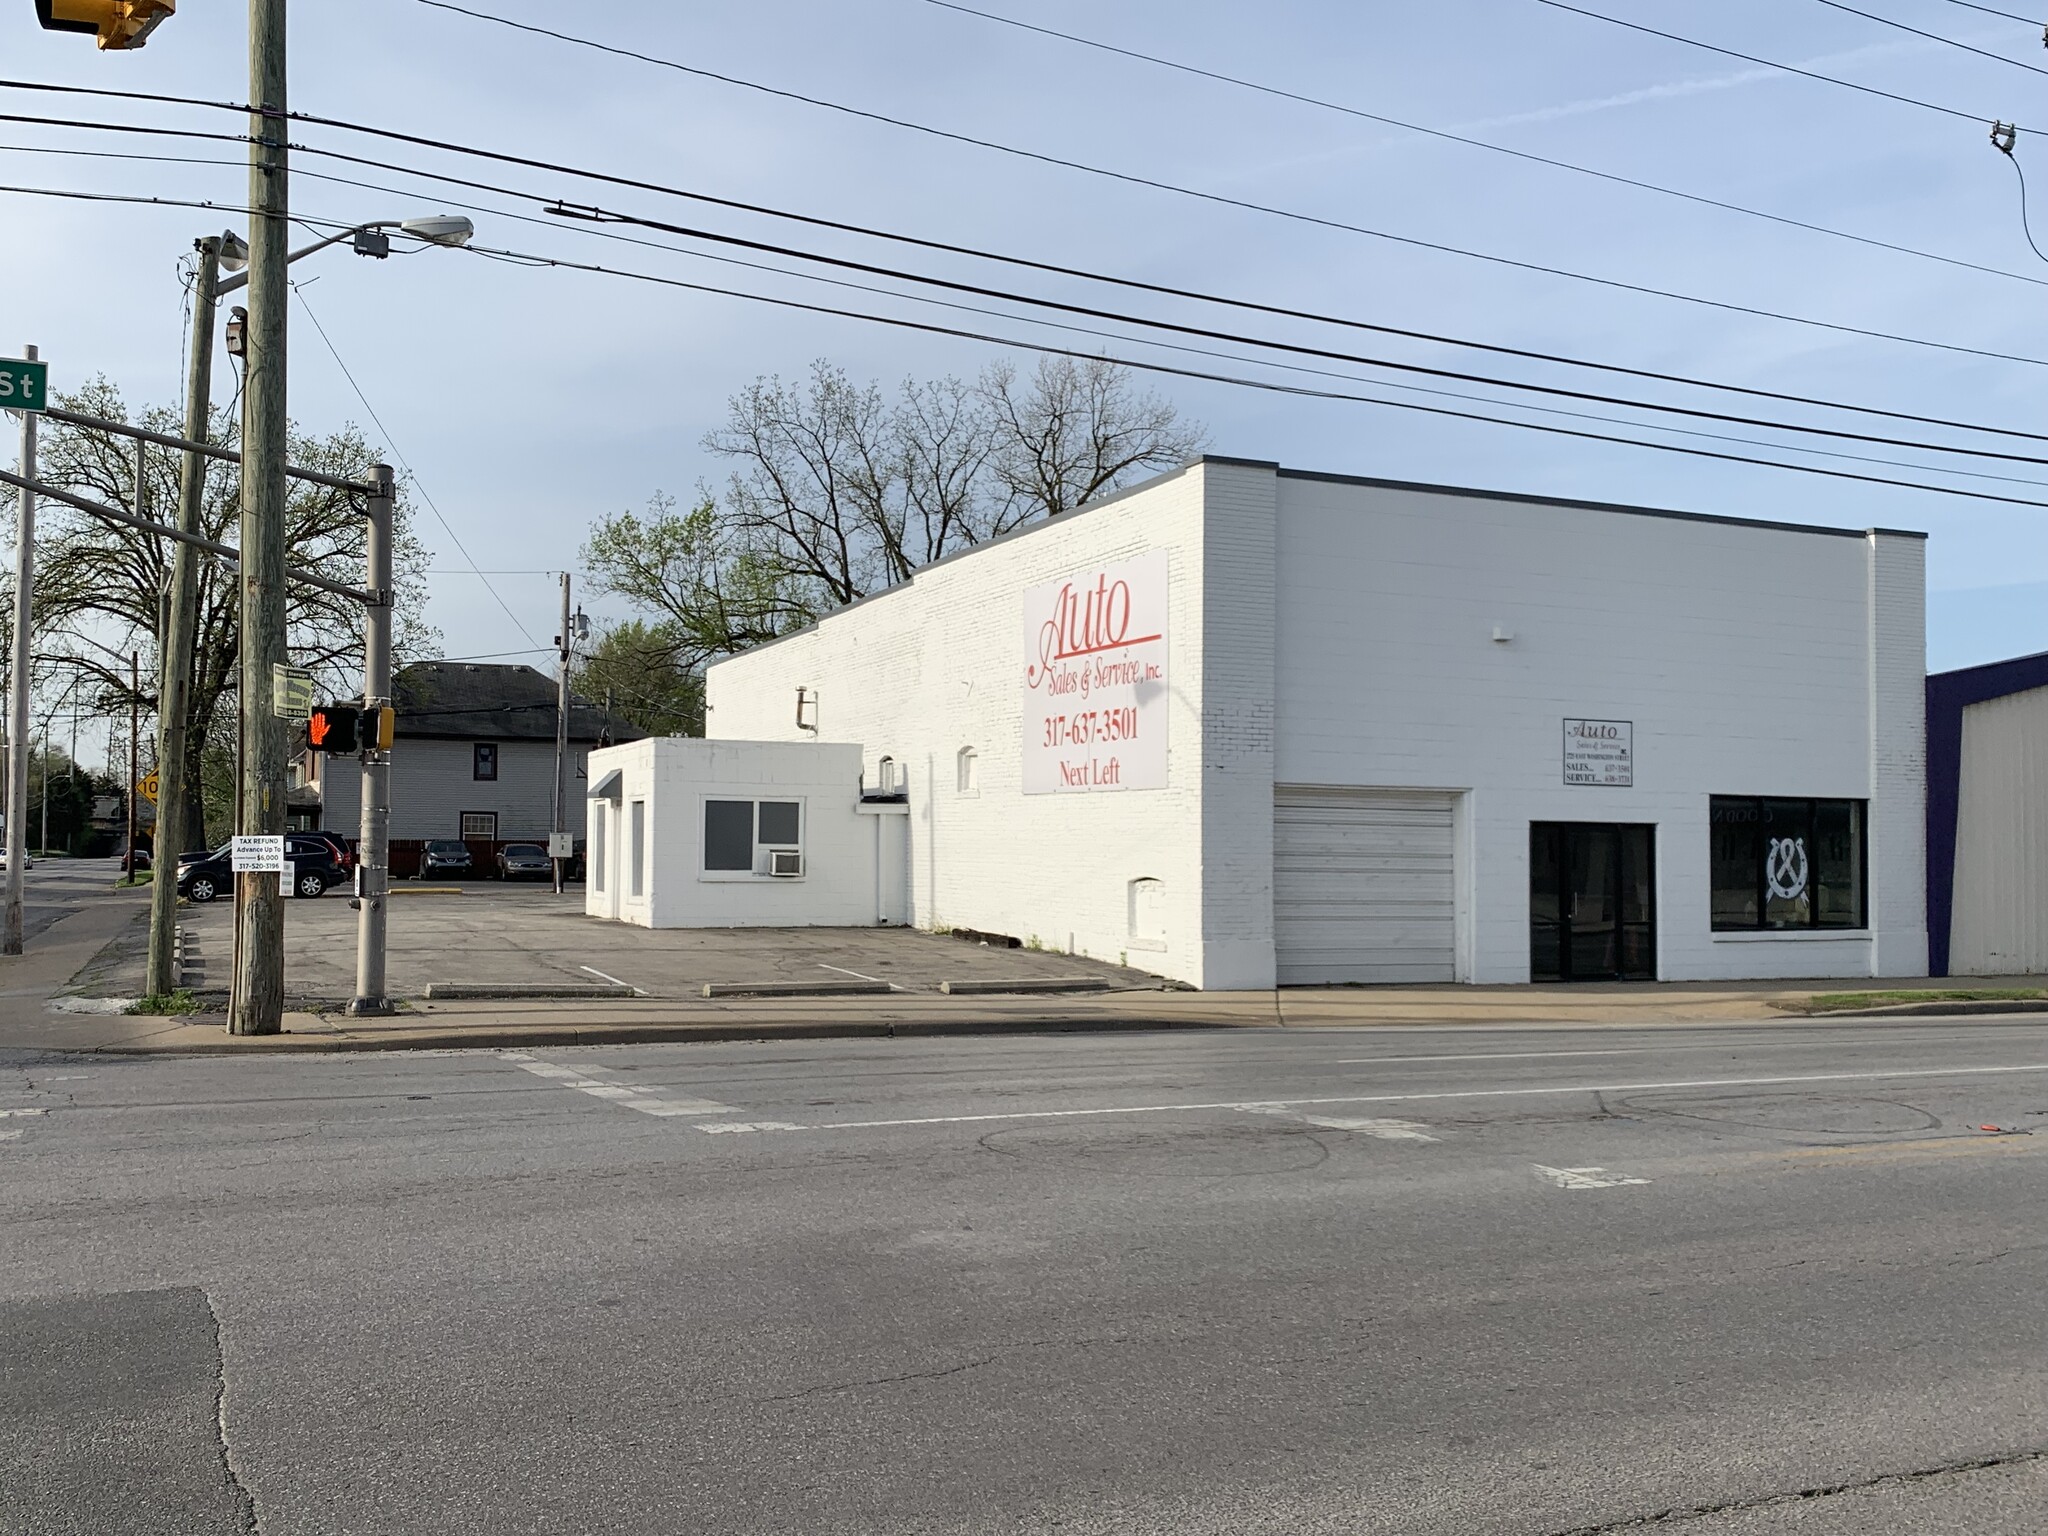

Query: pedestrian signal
[[308, 704, 362, 754]]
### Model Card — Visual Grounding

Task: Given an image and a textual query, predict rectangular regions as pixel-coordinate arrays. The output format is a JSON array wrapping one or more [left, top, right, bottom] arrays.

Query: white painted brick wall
[[708, 463, 1232, 985]]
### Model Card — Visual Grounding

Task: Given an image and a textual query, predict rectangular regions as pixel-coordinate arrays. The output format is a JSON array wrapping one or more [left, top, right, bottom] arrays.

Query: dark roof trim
[[1924, 648, 2048, 976], [1273, 465, 1925, 542]]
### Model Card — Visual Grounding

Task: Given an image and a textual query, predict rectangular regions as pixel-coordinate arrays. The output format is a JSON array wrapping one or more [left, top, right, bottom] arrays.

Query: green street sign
[[0, 357, 48, 413]]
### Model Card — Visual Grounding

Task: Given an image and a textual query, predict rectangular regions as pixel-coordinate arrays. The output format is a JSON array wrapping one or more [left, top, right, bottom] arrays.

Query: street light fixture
[[215, 216, 475, 296]]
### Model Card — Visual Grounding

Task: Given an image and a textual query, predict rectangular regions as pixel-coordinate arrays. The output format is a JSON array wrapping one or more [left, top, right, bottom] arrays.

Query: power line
[[1808, 0, 2048, 76], [399, 2, 2043, 367], [8, 89, 2048, 422], [287, 282, 543, 651], [1527, 0, 2027, 128], [1937, 0, 2043, 24], [440, 232, 2048, 514], [920, 0, 2048, 291], [16, 136, 2048, 470]]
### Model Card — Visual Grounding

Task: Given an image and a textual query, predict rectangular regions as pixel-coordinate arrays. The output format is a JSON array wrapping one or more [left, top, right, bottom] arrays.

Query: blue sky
[[7, 0, 2048, 686]]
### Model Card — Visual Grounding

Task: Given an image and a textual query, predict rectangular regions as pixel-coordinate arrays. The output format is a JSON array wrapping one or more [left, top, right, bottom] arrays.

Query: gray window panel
[[757, 801, 800, 847], [704, 800, 755, 871]]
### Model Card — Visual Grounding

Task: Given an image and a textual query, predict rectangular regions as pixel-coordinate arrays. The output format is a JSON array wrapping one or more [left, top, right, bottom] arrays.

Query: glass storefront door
[[1530, 823, 1656, 981]]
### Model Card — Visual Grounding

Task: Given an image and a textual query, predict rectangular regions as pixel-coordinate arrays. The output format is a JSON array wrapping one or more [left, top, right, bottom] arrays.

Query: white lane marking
[[1534, 1164, 1650, 1190], [500, 1053, 736, 1119], [699, 1120, 805, 1134], [580, 964, 646, 995], [1301, 1116, 1440, 1141], [818, 963, 898, 988], [1240, 1105, 1440, 1141], [692, 1062, 2048, 1134], [0, 1108, 49, 1118], [0, 1129, 24, 1141], [1330, 1040, 1881, 1065]]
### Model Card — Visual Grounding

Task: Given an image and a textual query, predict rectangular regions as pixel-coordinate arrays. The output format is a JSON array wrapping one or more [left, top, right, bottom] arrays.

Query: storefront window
[[1709, 797, 1865, 931]]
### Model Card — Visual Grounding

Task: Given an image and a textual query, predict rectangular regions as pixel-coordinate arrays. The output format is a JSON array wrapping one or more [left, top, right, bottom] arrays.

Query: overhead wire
[[919, 0, 2048, 291], [1526, 0, 2030, 127], [432, 232, 2048, 514], [14, 141, 2048, 468], [286, 280, 543, 651], [1936, 0, 2043, 23], [5, 88, 2048, 415], [398, 1, 2048, 367], [1807, 0, 2048, 76]]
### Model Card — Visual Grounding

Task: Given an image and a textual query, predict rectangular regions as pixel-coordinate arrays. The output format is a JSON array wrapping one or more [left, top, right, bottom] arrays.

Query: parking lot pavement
[[135, 883, 1166, 1005]]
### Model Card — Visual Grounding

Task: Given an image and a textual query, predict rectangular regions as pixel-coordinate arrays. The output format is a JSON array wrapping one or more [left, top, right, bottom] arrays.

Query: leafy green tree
[[573, 619, 705, 738]]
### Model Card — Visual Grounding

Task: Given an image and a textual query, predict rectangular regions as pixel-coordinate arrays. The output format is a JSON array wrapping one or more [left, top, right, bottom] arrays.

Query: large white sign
[[1022, 550, 1169, 794], [1562, 718, 1634, 787]]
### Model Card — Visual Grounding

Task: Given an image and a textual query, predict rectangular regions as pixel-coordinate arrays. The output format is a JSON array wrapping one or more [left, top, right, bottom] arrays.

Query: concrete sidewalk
[[12, 972, 2048, 1055]]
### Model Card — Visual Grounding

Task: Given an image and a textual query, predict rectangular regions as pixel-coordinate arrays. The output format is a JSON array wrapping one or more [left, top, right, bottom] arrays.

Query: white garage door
[[1274, 787, 1457, 985]]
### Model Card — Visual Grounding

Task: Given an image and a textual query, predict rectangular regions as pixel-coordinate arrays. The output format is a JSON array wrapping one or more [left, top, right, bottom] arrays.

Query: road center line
[[693, 1063, 2048, 1135], [499, 1052, 736, 1118]]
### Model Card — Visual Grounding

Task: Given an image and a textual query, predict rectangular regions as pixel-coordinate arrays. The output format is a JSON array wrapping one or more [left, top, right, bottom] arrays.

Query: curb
[[939, 977, 1110, 996], [74, 1013, 1239, 1055], [422, 982, 634, 1001], [701, 980, 893, 999], [1779, 999, 2048, 1021]]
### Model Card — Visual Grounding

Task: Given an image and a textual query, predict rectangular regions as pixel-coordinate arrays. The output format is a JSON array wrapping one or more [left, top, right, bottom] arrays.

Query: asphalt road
[[3, 1019, 2047, 1534]]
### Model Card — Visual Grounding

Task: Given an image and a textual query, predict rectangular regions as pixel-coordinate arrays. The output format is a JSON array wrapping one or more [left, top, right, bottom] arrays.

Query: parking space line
[[818, 963, 900, 989], [580, 965, 646, 995]]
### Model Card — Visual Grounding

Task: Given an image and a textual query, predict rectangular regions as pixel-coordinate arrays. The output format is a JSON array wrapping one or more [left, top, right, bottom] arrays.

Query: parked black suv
[[176, 835, 349, 903]]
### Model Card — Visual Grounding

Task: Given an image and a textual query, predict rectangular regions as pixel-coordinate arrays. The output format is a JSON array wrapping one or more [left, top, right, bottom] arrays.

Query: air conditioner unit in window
[[768, 849, 804, 878]]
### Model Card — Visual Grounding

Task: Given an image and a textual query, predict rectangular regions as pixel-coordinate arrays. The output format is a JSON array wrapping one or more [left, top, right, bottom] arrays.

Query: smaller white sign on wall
[[1563, 718, 1633, 787]]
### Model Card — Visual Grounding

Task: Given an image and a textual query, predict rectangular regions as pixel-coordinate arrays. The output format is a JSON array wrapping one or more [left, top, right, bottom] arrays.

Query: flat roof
[[710, 455, 1923, 667]]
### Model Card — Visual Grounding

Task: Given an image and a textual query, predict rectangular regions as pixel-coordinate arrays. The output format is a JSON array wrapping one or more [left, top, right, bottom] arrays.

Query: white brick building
[[704, 458, 1928, 989]]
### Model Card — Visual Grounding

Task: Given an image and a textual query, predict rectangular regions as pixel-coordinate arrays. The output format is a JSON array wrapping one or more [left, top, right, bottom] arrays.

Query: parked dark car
[[176, 835, 348, 903], [296, 830, 354, 874], [496, 842, 552, 880], [120, 843, 151, 875], [417, 839, 474, 879]]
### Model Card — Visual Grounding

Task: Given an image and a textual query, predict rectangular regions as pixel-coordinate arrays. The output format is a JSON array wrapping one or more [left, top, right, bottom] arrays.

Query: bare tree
[[583, 354, 1203, 670]]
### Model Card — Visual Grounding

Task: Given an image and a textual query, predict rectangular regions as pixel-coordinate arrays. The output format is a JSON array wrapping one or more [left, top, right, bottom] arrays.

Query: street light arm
[[214, 220, 403, 296]]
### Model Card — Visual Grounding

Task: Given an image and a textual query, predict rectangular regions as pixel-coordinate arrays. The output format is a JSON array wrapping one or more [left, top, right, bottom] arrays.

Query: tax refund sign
[[1022, 549, 1169, 794]]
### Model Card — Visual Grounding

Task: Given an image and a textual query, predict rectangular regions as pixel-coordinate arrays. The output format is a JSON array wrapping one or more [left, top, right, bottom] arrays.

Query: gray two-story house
[[314, 661, 645, 848]]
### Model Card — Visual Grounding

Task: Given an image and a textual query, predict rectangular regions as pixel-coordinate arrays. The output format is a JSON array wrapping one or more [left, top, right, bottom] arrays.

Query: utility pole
[[146, 235, 219, 997], [350, 464, 394, 1016], [231, 0, 290, 1034], [552, 573, 570, 895], [126, 649, 139, 879], [4, 343, 37, 956]]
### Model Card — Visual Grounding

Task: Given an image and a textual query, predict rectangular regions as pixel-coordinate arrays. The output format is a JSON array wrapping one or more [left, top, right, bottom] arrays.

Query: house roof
[[393, 662, 647, 744]]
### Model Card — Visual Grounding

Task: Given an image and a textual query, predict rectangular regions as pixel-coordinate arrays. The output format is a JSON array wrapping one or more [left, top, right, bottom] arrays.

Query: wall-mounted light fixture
[[1492, 625, 1514, 644]]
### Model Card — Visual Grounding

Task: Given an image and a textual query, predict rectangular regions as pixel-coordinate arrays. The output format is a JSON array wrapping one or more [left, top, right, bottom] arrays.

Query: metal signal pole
[[231, 0, 291, 1034], [4, 344, 38, 956], [350, 465, 395, 1015], [552, 573, 570, 895]]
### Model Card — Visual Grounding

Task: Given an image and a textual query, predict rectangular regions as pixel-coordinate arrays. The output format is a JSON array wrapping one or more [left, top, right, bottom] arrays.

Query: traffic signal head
[[307, 704, 362, 755], [369, 706, 396, 752], [35, 0, 175, 49]]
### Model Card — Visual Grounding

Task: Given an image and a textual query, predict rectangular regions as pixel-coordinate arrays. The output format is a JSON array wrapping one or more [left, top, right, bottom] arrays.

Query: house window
[[629, 800, 646, 897], [957, 747, 979, 795], [1710, 798, 1865, 931], [473, 742, 498, 781], [702, 798, 804, 875], [460, 811, 497, 840], [591, 803, 607, 893]]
